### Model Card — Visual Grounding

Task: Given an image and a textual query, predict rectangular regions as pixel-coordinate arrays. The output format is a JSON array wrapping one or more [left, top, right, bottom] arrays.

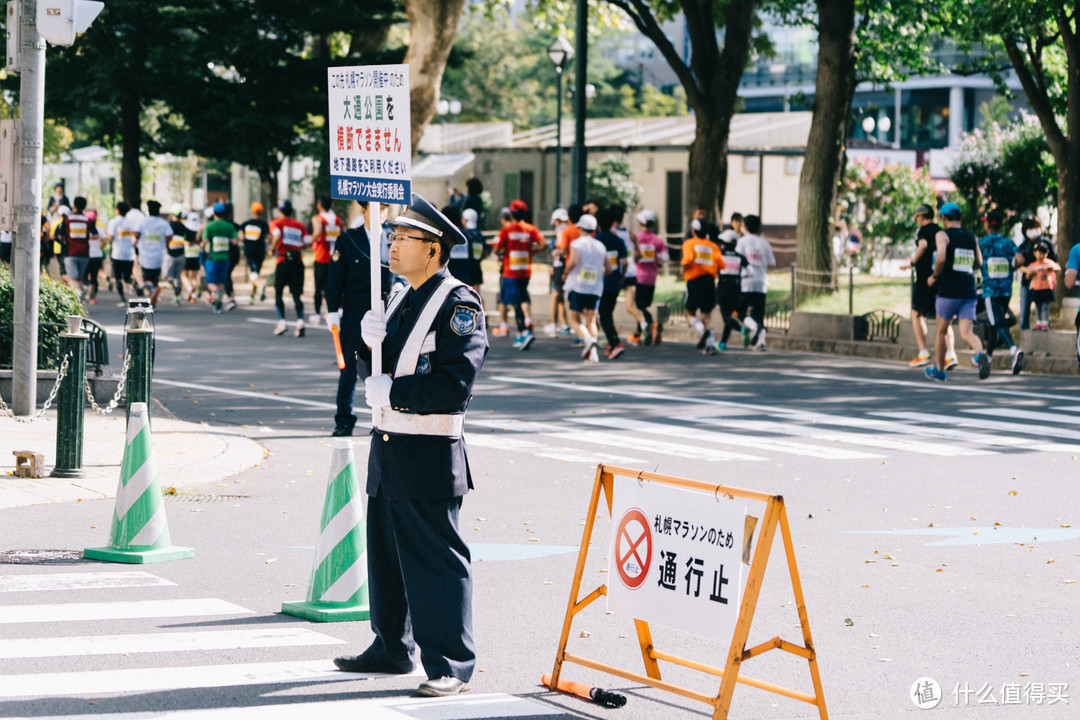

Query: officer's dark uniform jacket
[[367, 268, 488, 499], [326, 226, 390, 317]]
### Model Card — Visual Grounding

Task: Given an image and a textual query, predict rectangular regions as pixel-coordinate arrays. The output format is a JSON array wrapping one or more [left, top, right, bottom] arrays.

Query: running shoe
[[492, 324, 510, 337], [652, 322, 663, 346], [520, 330, 535, 350], [224, 299, 237, 312], [943, 353, 958, 371], [582, 341, 596, 360], [716, 341, 726, 352], [924, 365, 947, 382], [607, 342, 626, 359], [976, 351, 991, 379], [571, 336, 584, 346], [295, 321, 305, 338], [213, 307, 223, 314], [171, 297, 180, 306], [308, 314, 320, 326], [741, 326, 750, 348], [696, 330, 709, 350], [274, 320, 288, 336], [588, 346, 600, 363], [90, 297, 98, 305], [556, 325, 573, 336], [908, 350, 932, 367], [642, 326, 652, 346], [1011, 349, 1024, 375], [259, 289, 267, 302], [512, 334, 525, 349], [702, 343, 717, 356], [628, 333, 641, 346], [542, 323, 557, 336]]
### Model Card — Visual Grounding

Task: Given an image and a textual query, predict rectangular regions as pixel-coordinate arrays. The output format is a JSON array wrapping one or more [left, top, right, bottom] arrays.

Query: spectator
[[1020, 242, 1060, 331], [1016, 216, 1058, 329]]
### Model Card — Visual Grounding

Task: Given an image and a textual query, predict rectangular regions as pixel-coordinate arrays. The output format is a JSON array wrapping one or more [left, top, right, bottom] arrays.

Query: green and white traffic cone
[[282, 438, 370, 622], [84, 402, 194, 564]]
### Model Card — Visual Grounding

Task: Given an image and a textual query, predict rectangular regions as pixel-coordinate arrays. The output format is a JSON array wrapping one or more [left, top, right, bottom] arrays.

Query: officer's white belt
[[372, 407, 464, 437]]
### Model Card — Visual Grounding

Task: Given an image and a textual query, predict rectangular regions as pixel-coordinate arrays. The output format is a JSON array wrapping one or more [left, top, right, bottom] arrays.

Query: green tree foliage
[[586, 153, 642, 208], [0, 265, 83, 369], [839, 159, 935, 271], [944, 0, 1079, 261], [948, 113, 1057, 233]]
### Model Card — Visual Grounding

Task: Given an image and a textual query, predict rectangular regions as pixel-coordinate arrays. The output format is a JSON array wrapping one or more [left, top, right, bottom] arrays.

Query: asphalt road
[[1, 289, 1079, 719]]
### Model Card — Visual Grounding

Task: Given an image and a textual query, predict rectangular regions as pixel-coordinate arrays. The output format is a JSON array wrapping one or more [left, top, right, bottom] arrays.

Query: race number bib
[[244, 226, 263, 241], [184, 243, 200, 258], [639, 245, 655, 263], [606, 250, 619, 271], [211, 236, 231, 254], [68, 222, 88, 239], [986, 257, 1010, 279], [509, 250, 530, 271], [693, 244, 713, 266], [281, 226, 304, 247], [579, 266, 600, 284], [168, 236, 186, 250], [953, 248, 975, 274], [472, 242, 484, 260], [144, 232, 164, 247]]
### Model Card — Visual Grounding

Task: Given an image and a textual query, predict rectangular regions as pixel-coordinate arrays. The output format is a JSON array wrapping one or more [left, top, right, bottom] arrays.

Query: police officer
[[325, 201, 389, 436], [333, 194, 488, 698]]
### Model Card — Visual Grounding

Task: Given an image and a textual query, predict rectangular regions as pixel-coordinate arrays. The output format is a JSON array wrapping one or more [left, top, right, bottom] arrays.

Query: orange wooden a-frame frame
[[548, 464, 828, 719]]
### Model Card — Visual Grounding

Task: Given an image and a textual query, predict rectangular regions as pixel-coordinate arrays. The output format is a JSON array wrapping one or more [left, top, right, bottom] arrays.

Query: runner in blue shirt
[[978, 210, 1024, 374]]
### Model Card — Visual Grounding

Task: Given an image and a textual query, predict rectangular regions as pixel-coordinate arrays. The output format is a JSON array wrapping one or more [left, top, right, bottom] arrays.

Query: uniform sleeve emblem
[[450, 305, 479, 335]]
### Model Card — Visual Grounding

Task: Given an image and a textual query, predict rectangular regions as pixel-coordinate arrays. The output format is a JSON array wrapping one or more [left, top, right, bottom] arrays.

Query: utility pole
[[569, 0, 587, 206], [11, 0, 46, 415]]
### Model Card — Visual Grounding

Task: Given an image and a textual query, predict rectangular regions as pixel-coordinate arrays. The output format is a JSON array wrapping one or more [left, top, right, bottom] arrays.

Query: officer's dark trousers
[[334, 316, 370, 430], [366, 492, 475, 682]]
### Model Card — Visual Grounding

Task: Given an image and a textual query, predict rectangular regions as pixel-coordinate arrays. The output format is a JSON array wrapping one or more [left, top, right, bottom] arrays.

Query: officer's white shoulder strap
[[394, 275, 465, 378]]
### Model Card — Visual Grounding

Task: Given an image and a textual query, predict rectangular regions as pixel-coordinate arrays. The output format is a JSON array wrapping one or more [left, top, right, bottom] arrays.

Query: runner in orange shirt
[[681, 219, 725, 355]]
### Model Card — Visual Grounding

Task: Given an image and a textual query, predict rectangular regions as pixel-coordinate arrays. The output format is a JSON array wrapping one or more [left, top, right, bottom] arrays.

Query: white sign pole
[[368, 201, 382, 377]]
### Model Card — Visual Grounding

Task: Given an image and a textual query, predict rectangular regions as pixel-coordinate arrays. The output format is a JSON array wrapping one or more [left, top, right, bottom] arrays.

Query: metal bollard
[[125, 299, 155, 426], [52, 316, 88, 478]]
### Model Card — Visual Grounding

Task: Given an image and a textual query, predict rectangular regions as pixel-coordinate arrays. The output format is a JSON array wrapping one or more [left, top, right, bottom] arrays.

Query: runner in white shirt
[[734, 214, 776, 349], [108, 202, 136, 306], [135, 201, 171, 306], [563, 214, 609, 363]]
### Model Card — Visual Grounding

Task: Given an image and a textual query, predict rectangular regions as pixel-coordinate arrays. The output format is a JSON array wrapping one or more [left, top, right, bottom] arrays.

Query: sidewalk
[[0, 402, 265, 510]]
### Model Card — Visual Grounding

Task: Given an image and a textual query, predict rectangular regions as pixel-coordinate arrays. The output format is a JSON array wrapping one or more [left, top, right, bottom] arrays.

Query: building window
[[665, 171, 684, 237]]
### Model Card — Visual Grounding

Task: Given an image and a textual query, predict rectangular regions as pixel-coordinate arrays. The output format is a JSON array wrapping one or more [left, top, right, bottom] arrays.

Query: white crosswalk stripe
[[0, 571, 175, 593], [872, 411, 1080, 442], [962, 406, 1080, 425], [0, 597, 252, 624], [569, 416, 885, 460], [0, 627, 345, 659], [545, 428, 767, 462], [1, 694, 564, 720]]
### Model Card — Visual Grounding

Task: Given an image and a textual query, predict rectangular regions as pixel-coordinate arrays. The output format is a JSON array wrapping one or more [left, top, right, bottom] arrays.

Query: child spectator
[[1022, 242, 1061, 330]]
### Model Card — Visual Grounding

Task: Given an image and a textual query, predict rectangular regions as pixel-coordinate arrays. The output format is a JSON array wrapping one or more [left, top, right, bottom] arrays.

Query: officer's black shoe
[[331, 426, 353, 437], [333, 653, 414, 675], [417, 676, 470, 697]]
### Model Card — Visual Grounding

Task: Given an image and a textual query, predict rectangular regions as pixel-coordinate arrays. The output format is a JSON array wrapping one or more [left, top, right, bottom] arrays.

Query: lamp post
[[547, 37, 574, 211], [570, 0, 588, 205]]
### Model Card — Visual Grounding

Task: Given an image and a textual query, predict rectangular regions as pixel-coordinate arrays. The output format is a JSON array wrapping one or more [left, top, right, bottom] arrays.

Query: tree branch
[[1002, 33, 1065, 160], [606, 0, 704, 108]]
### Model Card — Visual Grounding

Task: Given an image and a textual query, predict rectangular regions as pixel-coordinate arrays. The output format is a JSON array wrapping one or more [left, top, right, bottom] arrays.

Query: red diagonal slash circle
[[615, 508, 652, 589]]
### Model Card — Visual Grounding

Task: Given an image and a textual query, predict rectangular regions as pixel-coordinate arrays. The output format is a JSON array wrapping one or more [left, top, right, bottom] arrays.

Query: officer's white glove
[[326, 310, 341, 330], [361, 310, 387, 346], [364, 374, 393, 408]]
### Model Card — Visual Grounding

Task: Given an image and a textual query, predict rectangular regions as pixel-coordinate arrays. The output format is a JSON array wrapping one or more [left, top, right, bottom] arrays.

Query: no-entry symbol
[[614, 508, 652, 589]]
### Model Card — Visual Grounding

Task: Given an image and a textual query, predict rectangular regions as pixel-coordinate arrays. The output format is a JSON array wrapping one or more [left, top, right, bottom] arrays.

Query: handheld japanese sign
[[548, 465, 828, 720], [327, 63, 412, 376]]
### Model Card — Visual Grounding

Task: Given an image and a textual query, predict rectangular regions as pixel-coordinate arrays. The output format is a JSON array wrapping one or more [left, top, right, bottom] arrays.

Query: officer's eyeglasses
[[388, 232, 431, 245]]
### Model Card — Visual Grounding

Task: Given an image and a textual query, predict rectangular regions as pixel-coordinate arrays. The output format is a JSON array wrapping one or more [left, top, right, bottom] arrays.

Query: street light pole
[[12, 0, 46, 415], [547, 37, 573, 211]]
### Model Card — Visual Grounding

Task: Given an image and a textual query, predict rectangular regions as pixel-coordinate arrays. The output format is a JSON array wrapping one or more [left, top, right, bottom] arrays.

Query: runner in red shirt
[[492, 199, 544, 349], [309, 194, 341, 325], [269, 199, 311, 337]]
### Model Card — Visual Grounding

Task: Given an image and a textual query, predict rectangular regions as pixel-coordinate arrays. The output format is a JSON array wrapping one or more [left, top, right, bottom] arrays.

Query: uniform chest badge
[[450, 305, 478, 335], [416, 353, 431, 375]]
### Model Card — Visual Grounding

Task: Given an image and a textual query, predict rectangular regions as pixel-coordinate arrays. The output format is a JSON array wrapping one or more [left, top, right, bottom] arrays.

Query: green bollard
[[125, 300, 155, 427], [52, 316, 88, 478]]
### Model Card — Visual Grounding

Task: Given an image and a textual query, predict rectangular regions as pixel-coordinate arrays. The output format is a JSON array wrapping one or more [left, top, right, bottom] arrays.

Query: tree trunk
[[120, 93, 142, 209], [402, 0, 468, 157], [688, 107, 730, 220], [796, 0, 857, 294]]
